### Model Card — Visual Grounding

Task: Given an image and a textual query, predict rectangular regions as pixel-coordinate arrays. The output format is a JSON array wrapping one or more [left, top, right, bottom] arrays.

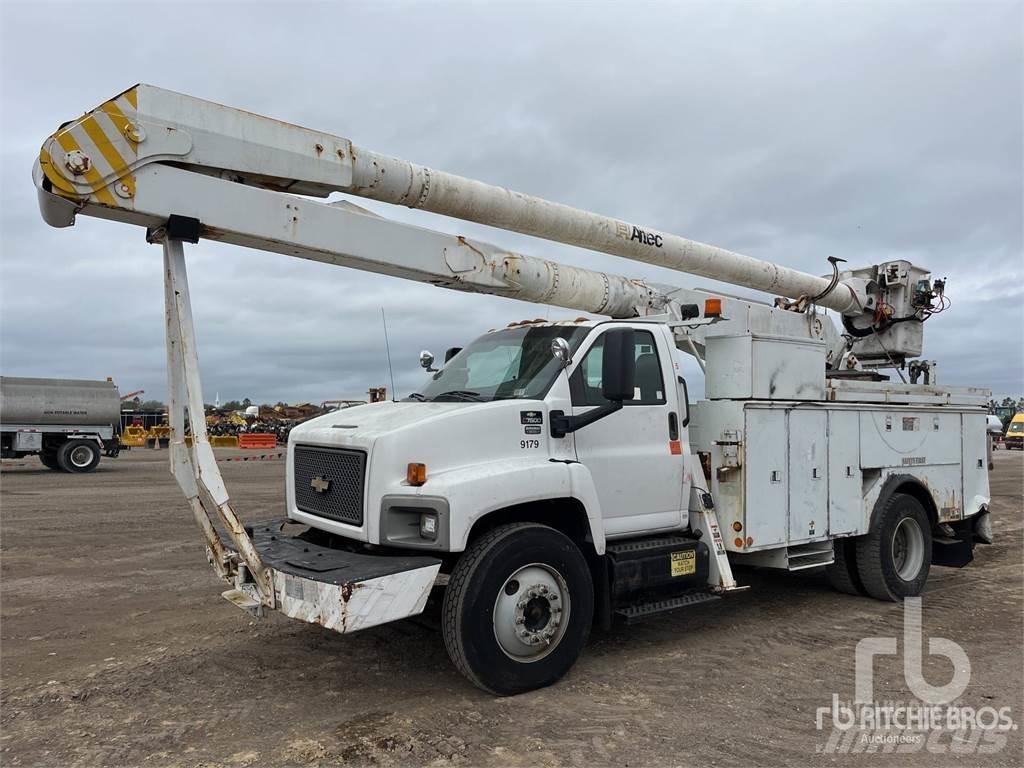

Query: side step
[[614, 588, 721, 624], [786, 541, 835, 571]]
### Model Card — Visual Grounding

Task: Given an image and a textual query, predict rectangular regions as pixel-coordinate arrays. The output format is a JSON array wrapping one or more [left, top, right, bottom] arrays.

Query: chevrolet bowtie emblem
[[310, 475, 331, 493]]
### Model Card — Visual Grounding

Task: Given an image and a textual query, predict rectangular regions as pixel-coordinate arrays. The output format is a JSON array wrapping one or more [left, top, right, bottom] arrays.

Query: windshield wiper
[[431, 390, 484, 402], [404, 392, 427, 401]]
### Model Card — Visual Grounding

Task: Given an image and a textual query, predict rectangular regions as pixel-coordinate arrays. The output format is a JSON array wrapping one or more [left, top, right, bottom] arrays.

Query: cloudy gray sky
[[1, 1, 1021, 404]]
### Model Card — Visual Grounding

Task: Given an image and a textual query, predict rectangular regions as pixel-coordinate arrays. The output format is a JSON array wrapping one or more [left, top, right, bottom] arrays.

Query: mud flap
[[931, 536, 974, 568], [227, 519, 442, 633], [932, 507, 994, 569]]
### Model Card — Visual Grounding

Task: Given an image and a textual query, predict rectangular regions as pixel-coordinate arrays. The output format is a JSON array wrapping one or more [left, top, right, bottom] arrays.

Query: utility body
[[34, 85, 991, 694], [0, 376, 121, 471]]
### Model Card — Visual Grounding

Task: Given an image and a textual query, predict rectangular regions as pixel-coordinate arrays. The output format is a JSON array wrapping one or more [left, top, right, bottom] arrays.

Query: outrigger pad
[[246, 517, 441, 586]]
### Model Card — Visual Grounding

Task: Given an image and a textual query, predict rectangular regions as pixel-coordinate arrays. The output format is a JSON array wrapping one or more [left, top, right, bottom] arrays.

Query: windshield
[[411, 325, 589, 403], [1009, 421, 1024, 433]]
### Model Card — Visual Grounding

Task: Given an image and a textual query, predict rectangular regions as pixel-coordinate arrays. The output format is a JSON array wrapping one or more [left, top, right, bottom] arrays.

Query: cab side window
[[570, 330, 666, 406]]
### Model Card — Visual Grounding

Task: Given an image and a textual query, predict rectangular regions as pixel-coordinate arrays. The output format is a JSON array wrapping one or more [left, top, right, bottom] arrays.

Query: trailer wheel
[[442, 522, 593, 695], [856, 493, 931, 601], [57, 439, 100, 473], [38, 451, 61, 471], [826, 537, 866, 595]]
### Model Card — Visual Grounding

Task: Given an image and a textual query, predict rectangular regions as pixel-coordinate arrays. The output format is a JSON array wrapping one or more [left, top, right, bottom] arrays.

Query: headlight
[[380, 496, 449, 550]]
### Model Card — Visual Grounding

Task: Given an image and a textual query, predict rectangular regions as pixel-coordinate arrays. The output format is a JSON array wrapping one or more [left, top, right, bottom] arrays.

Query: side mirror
[[548, 327, 635, 439], [550, 337, 572, 367], [601, 328, 635, 402], [419, 350, 437, 372]]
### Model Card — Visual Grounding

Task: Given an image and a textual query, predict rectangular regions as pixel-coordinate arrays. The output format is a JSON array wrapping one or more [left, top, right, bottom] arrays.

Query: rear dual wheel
[[826, 536, 865, 595], [828, 493, 931, 601], [442, 523, 593, 696]]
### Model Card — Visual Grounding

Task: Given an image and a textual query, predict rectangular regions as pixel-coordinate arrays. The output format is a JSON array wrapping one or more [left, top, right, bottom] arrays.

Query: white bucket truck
[[33, 86, 990, 694]]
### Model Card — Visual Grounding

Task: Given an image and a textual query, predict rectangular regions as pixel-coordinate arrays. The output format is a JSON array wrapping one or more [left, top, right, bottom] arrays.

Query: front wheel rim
[[892, 517, 926, 581], [69, 445, 94, 468], [493, 563, 570, 662]]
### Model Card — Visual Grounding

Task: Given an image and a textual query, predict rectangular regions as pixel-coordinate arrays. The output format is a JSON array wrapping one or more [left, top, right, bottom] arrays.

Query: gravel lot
[[2, 448, 1021, 767]]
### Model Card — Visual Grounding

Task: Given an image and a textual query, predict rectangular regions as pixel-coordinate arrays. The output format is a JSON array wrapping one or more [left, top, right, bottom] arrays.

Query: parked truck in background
[[32, 85, 993, 694], [1005, 412, 1024, 450], [0, 377, 121, 472]]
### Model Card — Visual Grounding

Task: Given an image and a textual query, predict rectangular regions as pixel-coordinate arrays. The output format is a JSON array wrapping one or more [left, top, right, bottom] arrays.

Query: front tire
[[57, 439, 101, 473], [442, 522, 594, 695], [856, 493, 931, 601]]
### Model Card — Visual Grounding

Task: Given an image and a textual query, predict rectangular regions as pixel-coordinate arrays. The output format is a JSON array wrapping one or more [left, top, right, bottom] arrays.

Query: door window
[[570, 329, 665, 406]]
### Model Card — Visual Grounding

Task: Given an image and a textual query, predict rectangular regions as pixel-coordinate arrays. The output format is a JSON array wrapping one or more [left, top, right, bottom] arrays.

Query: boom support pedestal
[[158, 232, 273, 606]]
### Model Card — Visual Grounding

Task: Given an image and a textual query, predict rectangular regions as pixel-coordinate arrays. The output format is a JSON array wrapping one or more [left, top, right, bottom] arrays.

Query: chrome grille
[[293, 445, 366, 525]]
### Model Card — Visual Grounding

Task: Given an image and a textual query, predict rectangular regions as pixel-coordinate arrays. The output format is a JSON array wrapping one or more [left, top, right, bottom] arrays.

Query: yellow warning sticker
[[670, 550, 696, 577]]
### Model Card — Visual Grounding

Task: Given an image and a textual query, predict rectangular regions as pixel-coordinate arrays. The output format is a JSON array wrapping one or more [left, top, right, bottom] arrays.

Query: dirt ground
[[1, 448, 1021, 767]]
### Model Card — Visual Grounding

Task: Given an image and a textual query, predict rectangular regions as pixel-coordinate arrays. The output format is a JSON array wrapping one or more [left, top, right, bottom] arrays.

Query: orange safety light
[[704, 298, 722, 317], [406, 462, 428, 486]]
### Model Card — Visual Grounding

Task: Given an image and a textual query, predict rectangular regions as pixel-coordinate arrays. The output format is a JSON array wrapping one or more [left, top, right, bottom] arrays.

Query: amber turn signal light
[[704, 298, 722, 317], [407, 462, 427, 486]]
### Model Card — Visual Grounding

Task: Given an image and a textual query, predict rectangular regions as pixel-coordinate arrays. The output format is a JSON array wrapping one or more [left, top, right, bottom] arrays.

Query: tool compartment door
[[860, 410, 961, 467], [743, 408, 788, 549], [788, 409, 827, 543], [961, 412, 988, 517], [827, 410, 862, 536]]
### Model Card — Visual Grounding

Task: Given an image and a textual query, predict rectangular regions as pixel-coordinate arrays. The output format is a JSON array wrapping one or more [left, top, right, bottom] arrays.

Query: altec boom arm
[[36, 84, 872, 319]]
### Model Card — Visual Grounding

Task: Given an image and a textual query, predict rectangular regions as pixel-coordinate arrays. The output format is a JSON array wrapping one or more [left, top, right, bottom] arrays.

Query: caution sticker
[[670, 550, 696, 577]]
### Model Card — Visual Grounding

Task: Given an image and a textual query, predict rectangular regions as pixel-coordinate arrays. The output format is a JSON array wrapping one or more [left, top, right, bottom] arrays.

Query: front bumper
[[225, 518, 441, 634]]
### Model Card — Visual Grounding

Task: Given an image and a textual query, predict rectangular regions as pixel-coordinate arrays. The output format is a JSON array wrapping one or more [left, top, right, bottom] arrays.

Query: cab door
[[569, 325, 685, 536]]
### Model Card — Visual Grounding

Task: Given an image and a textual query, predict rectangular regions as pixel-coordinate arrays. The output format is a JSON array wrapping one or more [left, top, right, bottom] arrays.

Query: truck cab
[[287, 319, 691, 557], [275, 318, 717, 694]]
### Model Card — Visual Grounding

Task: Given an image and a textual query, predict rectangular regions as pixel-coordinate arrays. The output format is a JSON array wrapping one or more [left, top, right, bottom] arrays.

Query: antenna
[[381, 307, 397, 402]]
